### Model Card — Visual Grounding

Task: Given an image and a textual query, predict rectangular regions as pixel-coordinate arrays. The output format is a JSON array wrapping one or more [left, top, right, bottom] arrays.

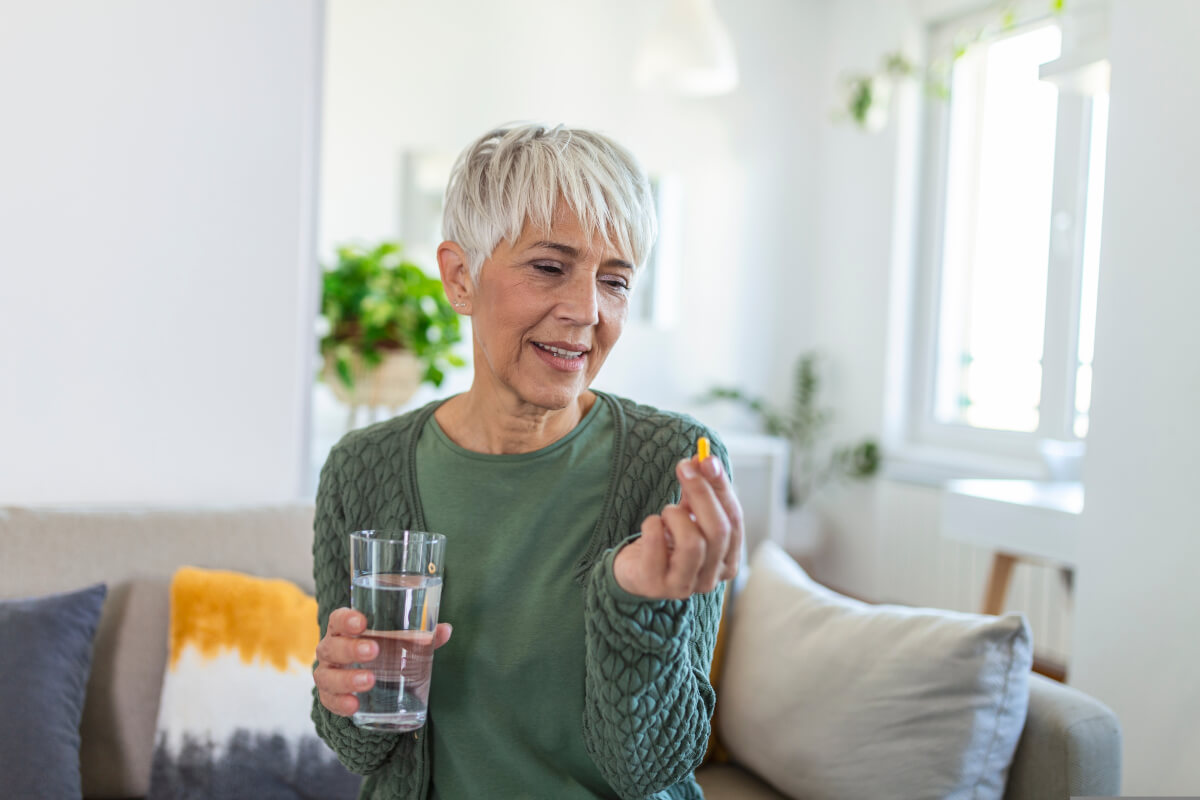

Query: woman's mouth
[[534, 342, 586, 359], [532, 341, 588, 372]]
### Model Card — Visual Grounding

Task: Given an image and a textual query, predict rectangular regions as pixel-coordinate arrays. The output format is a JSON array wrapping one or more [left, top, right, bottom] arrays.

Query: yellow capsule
[[697, 436, 710, 462]]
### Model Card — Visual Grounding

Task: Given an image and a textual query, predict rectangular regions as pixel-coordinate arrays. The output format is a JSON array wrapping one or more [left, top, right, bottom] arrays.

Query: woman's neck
[[434, 389, 596, 455]]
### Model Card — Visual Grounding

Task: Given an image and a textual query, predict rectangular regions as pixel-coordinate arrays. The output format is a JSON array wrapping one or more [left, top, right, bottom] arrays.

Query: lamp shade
[[634, 0, 739, 96]]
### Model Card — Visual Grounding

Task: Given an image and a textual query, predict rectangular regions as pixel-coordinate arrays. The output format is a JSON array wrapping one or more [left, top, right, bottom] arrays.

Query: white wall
[[0, 1, 323, 504], [1069, 1, 1200, 792], [317, 0, 827, 454], [800, 0, 922, 594]]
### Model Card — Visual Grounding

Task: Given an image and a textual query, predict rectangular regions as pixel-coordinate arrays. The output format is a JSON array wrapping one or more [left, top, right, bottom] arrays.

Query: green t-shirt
[[416, 398, 621, 800]]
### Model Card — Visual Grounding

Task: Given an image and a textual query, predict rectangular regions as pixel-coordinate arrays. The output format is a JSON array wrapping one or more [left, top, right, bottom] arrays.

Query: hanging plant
[[835, 52, 915, 131], [836, 0, 1068, 131]]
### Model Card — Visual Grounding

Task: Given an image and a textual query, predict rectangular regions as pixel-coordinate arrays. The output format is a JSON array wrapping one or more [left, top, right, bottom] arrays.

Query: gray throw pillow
[[0, 582, 107, 800], [718, 542, 1032, 800]]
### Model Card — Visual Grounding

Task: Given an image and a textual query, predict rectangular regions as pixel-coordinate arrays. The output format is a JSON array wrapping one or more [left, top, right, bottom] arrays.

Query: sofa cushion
[[695, 762, 789, 800], [0, 583, 107, 800], [718, 541, 1033, 800], [0, 503, 318, 798], [80, 577, 171, 798], [147, 566, 360, 799]]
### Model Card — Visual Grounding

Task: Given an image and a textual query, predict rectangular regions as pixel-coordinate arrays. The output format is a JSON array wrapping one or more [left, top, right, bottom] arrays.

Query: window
[[907, 6, 1109, 472]]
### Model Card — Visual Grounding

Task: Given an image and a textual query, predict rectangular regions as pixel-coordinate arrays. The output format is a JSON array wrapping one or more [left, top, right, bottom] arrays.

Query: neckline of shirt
[[423, 394, 607, 463]]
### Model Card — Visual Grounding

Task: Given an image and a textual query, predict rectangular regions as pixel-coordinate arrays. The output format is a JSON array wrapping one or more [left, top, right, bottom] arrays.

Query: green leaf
[[849, 77, 873, 125], [336, 356, 354, 390], [319, 239, 467, 391]]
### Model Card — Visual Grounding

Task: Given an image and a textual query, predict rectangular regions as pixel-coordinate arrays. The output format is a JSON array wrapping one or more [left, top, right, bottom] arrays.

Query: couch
[[0, 503, 1122, 799]]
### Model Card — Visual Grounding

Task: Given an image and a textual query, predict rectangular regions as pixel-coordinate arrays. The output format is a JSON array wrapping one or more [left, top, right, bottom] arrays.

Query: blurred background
[[2, 0, 1198, 792]]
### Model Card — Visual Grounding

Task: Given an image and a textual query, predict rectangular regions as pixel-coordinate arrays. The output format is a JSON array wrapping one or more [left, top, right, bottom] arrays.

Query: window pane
[[1075, 92, 1109, 439], [933, 25, 1062, 432]]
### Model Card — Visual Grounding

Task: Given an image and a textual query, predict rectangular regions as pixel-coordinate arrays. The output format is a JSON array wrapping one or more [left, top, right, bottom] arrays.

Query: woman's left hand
[[613, 454, 744, 600]]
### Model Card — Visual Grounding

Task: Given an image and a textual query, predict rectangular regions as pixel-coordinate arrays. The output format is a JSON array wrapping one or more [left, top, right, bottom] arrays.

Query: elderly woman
[[311, 124, 743, 800]]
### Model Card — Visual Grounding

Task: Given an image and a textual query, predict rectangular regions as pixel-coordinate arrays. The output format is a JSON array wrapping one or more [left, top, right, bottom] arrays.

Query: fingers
[[433, 622, 453, 650], [661, 504, 708, 598], [696, 454, 744, 580], [697, 456, 745, 551], [328, 607, 368, 637], [316, 624, 378, 668], [318, 687, 359, 717], [639, 514, 671, 587], [315, 607, 375, 717], [315, 661, 375, 715], [313, 645, 375, 718], [677, 462, 730, 572], [315, 608, 454, 717], [677, 455, 743, 586]]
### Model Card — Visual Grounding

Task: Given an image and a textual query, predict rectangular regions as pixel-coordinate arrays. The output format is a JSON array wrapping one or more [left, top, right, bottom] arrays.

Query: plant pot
[[321, 349, 423, 408]]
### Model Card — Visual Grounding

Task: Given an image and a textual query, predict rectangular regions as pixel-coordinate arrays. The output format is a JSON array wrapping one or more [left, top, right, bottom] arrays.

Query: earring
[[453, 301, 466, 308]]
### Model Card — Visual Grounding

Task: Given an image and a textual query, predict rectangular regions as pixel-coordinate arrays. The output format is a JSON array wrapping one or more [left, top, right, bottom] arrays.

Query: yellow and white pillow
[[147, 567, 359, 799]]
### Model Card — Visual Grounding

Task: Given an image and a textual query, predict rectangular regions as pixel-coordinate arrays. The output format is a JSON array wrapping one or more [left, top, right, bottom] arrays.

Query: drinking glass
[[349, 530, 446, 731]]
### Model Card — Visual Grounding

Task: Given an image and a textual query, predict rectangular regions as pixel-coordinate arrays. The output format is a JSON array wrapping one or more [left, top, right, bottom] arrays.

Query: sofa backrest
[[0, 503, 317, 799]]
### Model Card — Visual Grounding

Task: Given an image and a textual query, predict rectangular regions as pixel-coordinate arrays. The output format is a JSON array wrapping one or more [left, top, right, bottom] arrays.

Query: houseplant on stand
[[318, 241, 464, 428], [701, 352, 881, 553]]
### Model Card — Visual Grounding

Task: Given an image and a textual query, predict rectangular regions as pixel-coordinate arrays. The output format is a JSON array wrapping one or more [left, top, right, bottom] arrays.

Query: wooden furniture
[[942, 479, 1081, 608]]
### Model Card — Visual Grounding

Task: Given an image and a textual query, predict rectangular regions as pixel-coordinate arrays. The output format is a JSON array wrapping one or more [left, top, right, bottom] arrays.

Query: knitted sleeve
[[309, 444, 404, 775], [580, 431, 730, 799]]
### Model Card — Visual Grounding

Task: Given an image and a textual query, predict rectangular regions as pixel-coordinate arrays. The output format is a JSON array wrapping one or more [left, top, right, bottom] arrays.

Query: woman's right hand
[[314, 607, 453, 717]]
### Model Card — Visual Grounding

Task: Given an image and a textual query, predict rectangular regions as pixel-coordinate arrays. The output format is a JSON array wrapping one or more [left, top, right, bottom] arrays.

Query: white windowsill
[[940, 478, 1083, 566], [882, 442, 1083, 566], [881, 442, 1048, 488]]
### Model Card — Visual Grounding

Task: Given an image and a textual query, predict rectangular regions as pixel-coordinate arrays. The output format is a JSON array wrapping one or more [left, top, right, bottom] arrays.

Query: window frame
[[897, 4, 1109, 480]]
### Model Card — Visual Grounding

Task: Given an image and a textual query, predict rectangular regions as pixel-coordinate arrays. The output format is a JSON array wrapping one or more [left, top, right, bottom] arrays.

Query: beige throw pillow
[[718, 541, 1032, 800]]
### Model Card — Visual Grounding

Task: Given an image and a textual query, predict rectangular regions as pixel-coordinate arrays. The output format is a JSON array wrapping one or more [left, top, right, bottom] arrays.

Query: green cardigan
[[310, 391, 729, 800]]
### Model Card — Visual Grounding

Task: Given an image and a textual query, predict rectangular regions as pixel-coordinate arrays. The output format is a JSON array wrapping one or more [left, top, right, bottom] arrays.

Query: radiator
[[877, 480, 1074, 669]]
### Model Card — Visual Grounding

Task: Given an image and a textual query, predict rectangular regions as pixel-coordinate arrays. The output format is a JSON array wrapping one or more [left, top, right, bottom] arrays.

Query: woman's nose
[[558, 275, 600, 325]]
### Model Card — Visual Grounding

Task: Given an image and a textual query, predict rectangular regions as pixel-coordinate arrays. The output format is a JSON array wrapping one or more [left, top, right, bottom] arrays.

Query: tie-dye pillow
[[148, 567, 360, 800]]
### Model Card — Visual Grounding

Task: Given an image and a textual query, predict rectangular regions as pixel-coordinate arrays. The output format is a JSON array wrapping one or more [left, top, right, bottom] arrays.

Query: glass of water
[[349, 530, 446, 731]]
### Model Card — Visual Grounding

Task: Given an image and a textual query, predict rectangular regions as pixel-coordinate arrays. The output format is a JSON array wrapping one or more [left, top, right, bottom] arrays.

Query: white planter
[[321, 349, 423, 409]]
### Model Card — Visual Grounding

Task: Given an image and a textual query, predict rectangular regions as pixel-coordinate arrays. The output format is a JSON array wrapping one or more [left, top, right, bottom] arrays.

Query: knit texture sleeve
[[580, 418, 731, 799], [309, 443, 404, 776], [582, 549, 724, 799]]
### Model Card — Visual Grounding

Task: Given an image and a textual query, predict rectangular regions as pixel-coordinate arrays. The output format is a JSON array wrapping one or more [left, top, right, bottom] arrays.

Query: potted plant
[[318, 241, 464, 409]]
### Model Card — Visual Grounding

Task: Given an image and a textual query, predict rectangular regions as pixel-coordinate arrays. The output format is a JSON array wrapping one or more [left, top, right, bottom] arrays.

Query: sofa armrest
[[1004, 673, 1121, 800]]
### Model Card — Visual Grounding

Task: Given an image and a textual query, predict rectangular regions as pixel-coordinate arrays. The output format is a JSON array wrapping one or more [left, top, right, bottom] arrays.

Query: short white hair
[[442, 123, 658, 279]]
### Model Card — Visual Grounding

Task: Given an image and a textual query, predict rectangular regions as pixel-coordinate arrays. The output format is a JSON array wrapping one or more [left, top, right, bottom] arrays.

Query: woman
[[311, 124, 744, 800]]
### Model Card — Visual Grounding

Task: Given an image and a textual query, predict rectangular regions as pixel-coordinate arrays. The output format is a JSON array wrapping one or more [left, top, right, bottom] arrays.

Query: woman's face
[[466, 206, 634, 412]]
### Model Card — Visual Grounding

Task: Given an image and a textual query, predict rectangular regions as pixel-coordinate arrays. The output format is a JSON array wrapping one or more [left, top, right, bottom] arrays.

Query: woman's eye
[[602, 277, 630, 292], [533, 263, 563, 275]]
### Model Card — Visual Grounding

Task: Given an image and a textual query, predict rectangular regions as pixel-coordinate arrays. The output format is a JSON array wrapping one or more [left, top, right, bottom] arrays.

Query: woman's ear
[[437, 241, 473, 314]]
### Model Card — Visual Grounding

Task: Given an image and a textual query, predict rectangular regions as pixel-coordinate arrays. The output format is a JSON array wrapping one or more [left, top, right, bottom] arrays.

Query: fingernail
[[354, 672, 371, 689], [357, 641, 373, 658], [703, 457, 720, 478], [680, 460, 697, 479]]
